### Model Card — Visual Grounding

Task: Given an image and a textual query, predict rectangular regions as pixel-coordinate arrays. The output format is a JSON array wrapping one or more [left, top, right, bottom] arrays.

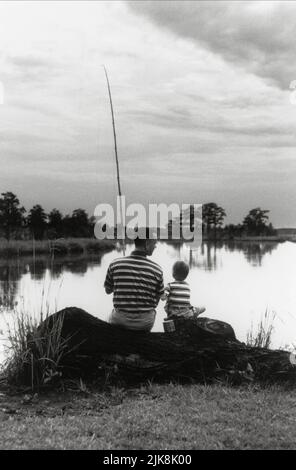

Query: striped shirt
[[104, 250, 164, 313], [165, 281, 191, 308]]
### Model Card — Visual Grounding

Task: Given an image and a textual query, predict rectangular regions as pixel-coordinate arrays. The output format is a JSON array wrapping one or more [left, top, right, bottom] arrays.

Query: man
[[104, 230, 164, 331]]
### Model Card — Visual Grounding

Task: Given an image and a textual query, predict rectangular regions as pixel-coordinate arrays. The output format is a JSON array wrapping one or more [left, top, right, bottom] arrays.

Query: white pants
[[109, 308, 156, 332]]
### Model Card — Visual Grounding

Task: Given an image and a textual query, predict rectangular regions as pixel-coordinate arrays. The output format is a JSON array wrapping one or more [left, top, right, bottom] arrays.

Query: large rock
[[38, 307, 296, 385]]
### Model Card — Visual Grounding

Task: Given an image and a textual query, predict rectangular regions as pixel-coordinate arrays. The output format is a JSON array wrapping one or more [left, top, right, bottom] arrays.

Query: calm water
[[1, 241, 296, 361]]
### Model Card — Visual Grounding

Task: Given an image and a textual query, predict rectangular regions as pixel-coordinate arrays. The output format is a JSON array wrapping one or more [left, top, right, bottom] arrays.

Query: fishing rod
[[103, 65, 126, 256]]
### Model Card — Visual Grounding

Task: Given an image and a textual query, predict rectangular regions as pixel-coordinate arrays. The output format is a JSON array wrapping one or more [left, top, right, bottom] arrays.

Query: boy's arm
[[161, 283, 170, 301]]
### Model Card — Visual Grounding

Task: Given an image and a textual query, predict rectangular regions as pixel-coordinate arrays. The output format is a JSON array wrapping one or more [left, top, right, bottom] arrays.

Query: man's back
[[104, 250, 164, 313]]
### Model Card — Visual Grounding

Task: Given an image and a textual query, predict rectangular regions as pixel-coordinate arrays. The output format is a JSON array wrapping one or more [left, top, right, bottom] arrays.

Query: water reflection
[[225, 241, 278, 266], [0, 253, 106, 307], [0, 262, 21, 309], [50, 261, 64, 279], [166, 242, 219, 270], [0, 242, 280, 308], [166, 241, 277, 271]]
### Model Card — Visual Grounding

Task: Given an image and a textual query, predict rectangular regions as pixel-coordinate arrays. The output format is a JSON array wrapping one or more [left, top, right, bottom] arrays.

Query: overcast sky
[[0, 1, 296, 226]]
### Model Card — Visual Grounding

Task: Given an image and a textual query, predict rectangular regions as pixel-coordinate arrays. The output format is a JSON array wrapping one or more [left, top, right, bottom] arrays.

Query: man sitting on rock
[[104, 228, 164, 332]]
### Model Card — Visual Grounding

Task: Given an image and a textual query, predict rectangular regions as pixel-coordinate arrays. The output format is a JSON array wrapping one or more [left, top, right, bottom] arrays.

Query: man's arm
[[160, 283, 170, 301], [104, 264, 114, 294]]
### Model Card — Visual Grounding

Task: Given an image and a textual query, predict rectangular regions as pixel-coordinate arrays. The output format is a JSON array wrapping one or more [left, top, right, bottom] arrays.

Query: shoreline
[[0, 236, 293, 259], [0, 238, 116, 258]]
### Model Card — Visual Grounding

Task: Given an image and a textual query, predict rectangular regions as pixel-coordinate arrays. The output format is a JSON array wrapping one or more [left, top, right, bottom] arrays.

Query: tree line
[[0, 192, 276, 242], [202, 202, 276, 239], [0, 192, 95, 240], [168, 202, 276, 240]]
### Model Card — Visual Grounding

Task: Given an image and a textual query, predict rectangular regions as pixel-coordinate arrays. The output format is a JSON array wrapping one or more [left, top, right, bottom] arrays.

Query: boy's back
[[165, 280, 191, 310]]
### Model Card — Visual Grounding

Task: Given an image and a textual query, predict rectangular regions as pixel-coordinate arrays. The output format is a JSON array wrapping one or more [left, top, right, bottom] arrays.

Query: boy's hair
[[172, 261, 189, 281]]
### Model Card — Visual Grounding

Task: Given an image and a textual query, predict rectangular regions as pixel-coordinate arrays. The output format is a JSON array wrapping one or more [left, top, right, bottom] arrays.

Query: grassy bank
[[0, 382, 295, 449], [0, 238, 116, 257], [0, 237, 292, 258], [204, 236, 289, 243], [163, 236, 289, 245]]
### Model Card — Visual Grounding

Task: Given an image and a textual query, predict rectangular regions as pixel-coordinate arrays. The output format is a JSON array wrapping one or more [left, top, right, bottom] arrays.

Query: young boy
[[162, 261, 205, 320]]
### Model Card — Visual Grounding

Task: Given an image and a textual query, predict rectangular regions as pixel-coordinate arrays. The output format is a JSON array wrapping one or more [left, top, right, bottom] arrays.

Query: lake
[[1, 240, 296, 362]]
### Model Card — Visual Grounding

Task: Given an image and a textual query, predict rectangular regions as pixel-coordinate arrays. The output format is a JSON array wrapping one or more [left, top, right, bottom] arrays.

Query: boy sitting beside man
[[162, 260, 205, 321]]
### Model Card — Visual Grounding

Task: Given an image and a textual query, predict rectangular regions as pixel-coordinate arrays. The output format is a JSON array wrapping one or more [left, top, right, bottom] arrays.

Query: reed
[[1, 283, 77, 390], [2, 309, 65, 389], [246, 309, 275, 349]]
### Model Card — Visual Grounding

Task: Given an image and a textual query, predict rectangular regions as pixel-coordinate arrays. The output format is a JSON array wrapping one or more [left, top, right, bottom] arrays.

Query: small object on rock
[[163, 318, 175, 333]]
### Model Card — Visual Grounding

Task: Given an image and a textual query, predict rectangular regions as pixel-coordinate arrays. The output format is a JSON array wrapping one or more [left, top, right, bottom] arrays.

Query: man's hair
[[134, 227, 157, 248], [134, 237, 147, 248], [172, 261, 189, 281]]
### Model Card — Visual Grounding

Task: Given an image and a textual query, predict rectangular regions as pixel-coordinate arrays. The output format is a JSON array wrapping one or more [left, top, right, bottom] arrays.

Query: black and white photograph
[[0, 0, 296, 452]]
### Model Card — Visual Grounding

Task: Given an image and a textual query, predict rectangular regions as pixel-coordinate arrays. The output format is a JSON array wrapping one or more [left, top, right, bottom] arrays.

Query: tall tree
[[48, 209, 63, 238], [242, 208, 272, 236], [63, 209, 91, 237], [88, 215, 96, 238], [202, 203, 226, 239], [0, 192, 25, 240], [27, 205, 47, 240], [223, 223, 243, 239], [71, 209, 91, 237]]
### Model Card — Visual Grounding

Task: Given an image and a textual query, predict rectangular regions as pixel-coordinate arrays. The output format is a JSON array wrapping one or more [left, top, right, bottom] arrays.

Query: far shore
[[209, 236, 296, 243], [0, 237, 116, 258], [0, 235, 294, 258], [164, 235, 296, 244]]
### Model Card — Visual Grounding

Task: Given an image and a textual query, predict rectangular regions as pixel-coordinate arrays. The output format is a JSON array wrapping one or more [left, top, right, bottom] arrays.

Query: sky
[[0, 0, 296, 227]]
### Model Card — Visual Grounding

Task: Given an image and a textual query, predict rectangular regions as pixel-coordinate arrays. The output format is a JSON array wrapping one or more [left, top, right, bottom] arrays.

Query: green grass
[[0, 382, 295, 449], [0, 238, 116, 257]]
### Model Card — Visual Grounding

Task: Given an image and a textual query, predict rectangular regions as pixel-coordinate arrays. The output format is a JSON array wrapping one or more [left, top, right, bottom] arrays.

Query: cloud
[[124, 106, 292, 138], [8, 55, 51, 69], [128, 1, 296, 90], [0, 1, 296, 225]]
